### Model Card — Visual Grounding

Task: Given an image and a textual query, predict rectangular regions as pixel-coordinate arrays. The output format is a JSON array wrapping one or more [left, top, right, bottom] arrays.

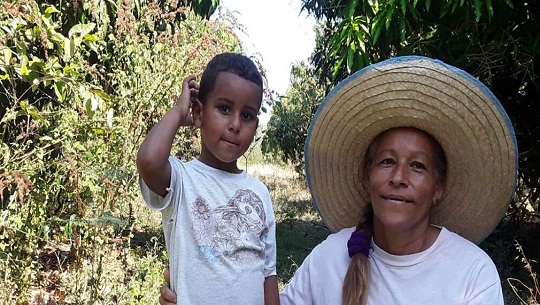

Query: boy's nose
[[228, 115, 241, 132]]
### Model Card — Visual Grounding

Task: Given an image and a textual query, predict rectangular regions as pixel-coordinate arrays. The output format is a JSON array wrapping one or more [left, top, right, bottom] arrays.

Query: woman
[[159, 56, 517, 305]]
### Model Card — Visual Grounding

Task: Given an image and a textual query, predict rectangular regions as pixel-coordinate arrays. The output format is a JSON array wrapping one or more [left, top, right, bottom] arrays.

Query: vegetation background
[[0, 0, 538, 304]]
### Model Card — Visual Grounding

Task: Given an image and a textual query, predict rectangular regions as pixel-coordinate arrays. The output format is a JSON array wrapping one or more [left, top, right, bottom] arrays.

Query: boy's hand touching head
[[174, 75, 200, 126]]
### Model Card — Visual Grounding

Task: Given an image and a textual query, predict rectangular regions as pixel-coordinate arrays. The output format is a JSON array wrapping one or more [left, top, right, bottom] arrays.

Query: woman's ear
[[192, 99, 203, 127], [432, 182, 445, 206], [361, 167, 371, 194]]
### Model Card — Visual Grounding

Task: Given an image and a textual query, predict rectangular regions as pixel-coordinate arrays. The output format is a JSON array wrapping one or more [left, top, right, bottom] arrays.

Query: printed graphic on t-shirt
[[191, 189, 266, 265]]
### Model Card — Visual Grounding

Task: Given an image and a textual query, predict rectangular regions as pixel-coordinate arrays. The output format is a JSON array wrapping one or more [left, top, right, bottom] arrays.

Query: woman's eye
[[380, 158, 394, 165], [411, 162, 426, 170]]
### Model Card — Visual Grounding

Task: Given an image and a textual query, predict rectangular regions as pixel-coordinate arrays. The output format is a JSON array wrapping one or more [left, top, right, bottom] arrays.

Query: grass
[[3, 155, 539, 304]]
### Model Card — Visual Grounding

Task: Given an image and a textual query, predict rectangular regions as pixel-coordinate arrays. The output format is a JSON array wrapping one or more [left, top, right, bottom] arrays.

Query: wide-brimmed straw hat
[[305, 56, 518, 244]]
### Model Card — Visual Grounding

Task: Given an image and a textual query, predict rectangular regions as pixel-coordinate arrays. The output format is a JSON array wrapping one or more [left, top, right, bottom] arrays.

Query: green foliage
[[0, 0, 242, 302], [300, 0, 540, 225], [262, 62, 325, 176]]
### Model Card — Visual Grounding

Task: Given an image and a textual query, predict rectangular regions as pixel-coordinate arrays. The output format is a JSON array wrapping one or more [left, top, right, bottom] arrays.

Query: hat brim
[[304, 56, 518, 244]]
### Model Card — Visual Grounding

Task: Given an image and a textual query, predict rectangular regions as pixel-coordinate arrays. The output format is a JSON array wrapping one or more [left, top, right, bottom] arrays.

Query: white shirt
[[280, 226, 503, 305], [140, 157, 277, 305]]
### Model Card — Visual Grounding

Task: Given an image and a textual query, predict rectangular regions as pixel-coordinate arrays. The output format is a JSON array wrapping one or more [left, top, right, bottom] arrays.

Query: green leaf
[[64, 37, 75, 61], [333, 56, 345, 80], [473, 0, 482, 21], [27, 106, 46, 123], [347, 47, 355, 73], [399, 16, 406, 41], [44, 6, 60, 14], [372, 14, 384, 44], [385, 5, 395, 30], [346, 0, 359, 18], [425, 0, 432, 11], [400, 0, 407, 15], [92, 88, 111, 102], [68, 23, 96, 38], [2, 48, 12, 66], [504, 0, 514, 9], [486, 0, 494, 17], [54, 81, 66, 102]]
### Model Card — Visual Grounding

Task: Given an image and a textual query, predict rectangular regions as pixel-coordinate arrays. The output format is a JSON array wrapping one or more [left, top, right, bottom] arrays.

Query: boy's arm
[[264, 275, 280, 305], [137, 75, 199, 197]]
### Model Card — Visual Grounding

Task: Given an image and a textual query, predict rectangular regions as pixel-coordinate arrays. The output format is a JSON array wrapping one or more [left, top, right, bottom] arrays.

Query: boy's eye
[[218, 105, 230, 113], [242, 112, 256, 121]]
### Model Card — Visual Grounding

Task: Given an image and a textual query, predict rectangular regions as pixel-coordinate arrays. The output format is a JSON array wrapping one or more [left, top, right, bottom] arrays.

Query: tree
[[0, 0, 240, 301], [299, 0, 540, 218], [262, 61, 325, 176]]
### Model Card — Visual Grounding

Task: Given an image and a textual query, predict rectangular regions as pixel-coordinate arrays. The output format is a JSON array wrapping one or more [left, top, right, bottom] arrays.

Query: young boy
[[137, 53, 279, 305]]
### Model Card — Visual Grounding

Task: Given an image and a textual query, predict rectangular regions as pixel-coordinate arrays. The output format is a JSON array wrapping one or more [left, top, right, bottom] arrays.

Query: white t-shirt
[[280, 226, 503, 305], [139, 157, 277, 305]]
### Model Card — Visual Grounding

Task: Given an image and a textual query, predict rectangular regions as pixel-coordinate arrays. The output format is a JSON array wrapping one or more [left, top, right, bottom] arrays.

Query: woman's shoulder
[[439, 227, 496, 264], [310, 227, 355, 258]]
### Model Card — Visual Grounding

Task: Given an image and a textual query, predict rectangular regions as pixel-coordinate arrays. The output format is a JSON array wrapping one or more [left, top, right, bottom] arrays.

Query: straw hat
[[304, 56, 518, 244]]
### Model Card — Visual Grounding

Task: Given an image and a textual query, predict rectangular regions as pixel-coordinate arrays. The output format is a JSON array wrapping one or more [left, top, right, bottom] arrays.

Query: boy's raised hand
[[175, 75, 200, 126]]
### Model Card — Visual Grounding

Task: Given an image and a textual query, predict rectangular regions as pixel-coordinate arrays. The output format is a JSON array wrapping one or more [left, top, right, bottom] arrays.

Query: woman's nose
[[390, 164, 409, 187]]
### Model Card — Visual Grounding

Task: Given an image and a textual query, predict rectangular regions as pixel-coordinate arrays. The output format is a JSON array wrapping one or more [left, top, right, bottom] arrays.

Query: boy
[[137, 53, 279, 305]]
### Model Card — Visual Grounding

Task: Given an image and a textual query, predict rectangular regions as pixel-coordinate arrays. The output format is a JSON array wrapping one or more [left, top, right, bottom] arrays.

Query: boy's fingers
[[159, 283, 177, 304], [163, 268, 171, 285], [160, 269, 177, 304]]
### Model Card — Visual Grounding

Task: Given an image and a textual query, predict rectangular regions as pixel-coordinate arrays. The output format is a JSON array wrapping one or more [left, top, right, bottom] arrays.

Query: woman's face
[[363, 128, 444, 235]]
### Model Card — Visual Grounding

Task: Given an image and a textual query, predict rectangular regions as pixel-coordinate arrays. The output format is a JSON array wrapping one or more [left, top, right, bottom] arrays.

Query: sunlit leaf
[[2, 48, 12, 67], [106, 109, 114, 128], [69, 23, 96, 38], [44, 6, 60, 14], [64, 37, 74, 61], [54, 81, 66, 103]]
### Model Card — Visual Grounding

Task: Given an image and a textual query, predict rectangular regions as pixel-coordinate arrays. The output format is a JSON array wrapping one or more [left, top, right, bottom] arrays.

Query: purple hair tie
[[347, 230, 371, 258]]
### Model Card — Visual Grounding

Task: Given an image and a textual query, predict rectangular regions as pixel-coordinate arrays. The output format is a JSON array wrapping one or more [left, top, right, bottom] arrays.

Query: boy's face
[[194, 71, 262, 173]]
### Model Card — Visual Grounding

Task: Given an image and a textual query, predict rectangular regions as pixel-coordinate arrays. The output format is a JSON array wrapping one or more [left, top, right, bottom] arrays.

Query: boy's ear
[[192, 99, 203, 127]]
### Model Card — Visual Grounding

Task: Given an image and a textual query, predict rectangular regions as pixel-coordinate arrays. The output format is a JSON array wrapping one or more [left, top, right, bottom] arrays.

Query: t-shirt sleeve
[[465, 260, 504, 305], [466, 280, 504, 305], [262, 188, 277, 277], [138, 156, 180, 218], [279, 250, 315, 305]]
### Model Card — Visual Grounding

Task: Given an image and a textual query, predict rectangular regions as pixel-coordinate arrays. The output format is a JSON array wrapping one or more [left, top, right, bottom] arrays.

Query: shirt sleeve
[[279, 251, 315, 305], [466, 279, 504, 305], [138, 156, 179, 218], [262, 189, 277, 277]]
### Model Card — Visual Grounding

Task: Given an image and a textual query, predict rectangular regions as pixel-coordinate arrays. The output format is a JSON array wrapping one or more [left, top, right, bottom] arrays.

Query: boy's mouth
[[222, 138, 239, 146]]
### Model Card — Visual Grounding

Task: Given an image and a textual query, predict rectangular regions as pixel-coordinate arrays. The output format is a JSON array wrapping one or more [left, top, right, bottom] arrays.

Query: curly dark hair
[[198, 53, 263, 103]]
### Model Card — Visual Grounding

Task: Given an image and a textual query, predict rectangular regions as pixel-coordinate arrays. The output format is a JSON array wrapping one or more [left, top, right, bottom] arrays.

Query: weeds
[[508, 241, 540, 305]]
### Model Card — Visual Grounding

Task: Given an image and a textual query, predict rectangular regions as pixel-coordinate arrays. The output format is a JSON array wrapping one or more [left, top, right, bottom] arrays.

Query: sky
[[213, 0, 317, 96]]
